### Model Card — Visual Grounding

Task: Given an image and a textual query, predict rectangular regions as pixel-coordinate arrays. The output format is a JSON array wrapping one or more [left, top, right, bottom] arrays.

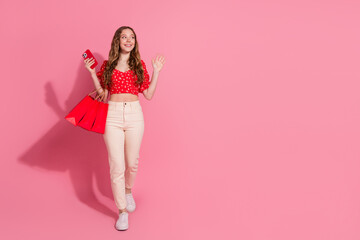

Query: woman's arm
[[143, 70, 159, 100], [91, 71, 108, 99], [84, 58, 108, 101], [142, 55, 165, 100]]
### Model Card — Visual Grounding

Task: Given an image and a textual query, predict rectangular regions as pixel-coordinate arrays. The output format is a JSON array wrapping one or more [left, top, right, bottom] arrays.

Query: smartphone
[[82, 49, 98, 69]]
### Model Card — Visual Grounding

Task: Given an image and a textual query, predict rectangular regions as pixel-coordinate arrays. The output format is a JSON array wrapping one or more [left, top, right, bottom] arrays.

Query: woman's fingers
[[84, 58, 95, 69], [84, 57, 95, 64], [84, 58, 96, 74]]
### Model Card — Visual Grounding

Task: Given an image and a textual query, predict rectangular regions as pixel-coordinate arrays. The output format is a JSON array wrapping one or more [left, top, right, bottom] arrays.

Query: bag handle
[[88, 87, 106, 102]]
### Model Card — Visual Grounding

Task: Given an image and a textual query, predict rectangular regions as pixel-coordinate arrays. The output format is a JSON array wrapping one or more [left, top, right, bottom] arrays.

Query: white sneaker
[[115, 212, 128, 231], [126, 193, 136, 212]]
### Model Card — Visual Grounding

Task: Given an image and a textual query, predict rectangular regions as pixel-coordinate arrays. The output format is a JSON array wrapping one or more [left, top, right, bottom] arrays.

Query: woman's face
[[120, 29, 135, 53]]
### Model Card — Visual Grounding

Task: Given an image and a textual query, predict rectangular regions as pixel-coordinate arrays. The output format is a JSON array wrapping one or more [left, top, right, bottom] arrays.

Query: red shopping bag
[[78, 98, 100, 131], [91, 101, 109, 134], [65, 88, 108, 134], [64, 95, 93, 126]]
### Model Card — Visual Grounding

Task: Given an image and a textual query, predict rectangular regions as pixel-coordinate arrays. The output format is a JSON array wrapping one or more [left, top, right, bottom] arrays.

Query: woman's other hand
[[84, 57, 96, 74], [152, 55, 165, 73]]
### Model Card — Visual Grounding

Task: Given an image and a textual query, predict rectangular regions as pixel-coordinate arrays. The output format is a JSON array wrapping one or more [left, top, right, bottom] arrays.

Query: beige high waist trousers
[[103, 100, 144, 210]]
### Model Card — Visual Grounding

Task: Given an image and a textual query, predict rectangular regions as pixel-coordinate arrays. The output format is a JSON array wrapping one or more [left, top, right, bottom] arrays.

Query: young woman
[[84, 26, 165, 231]]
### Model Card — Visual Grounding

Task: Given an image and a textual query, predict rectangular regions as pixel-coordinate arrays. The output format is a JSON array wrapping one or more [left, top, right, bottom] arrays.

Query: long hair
[[102, 26, 146, 91]]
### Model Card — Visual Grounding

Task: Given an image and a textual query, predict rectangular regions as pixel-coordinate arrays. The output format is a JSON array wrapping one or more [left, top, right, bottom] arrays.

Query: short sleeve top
[[96, 59, 150, 96]]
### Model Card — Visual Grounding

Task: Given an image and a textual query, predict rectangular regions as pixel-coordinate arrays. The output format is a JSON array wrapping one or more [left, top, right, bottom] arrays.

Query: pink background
[[1, 0, 360, 239]]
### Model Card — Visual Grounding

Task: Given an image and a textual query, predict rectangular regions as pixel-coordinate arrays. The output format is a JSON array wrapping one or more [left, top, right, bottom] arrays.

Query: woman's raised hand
[[152, 55, 165, 73], [84, 57, 96, 74]]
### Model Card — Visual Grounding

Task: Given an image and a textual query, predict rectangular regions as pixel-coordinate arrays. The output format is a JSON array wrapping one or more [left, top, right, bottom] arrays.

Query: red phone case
[[82, 49, 98, 69]]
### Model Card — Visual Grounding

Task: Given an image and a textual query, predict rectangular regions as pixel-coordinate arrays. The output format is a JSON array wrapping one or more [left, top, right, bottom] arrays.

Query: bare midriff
[[110, 93, 139, 102]]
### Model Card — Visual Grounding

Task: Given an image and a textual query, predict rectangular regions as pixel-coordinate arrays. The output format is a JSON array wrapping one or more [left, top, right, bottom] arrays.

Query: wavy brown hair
[[102, 26, 146, 91]]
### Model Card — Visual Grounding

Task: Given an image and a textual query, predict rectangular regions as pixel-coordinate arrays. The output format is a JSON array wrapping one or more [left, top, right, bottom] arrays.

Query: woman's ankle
[[119, 208, 128, 213], [125, 187, 132, 194]]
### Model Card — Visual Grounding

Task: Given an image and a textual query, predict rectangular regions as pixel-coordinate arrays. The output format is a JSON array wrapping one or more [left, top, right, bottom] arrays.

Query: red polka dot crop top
[[96, 59, 150, 96]]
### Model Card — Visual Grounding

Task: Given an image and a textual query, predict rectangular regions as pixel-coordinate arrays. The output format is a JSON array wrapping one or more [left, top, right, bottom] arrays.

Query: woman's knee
[[127, 158, 139, 171]]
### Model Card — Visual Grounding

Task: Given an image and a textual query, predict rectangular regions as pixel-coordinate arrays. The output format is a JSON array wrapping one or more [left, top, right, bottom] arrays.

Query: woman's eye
[[121, 36, 134, 39]]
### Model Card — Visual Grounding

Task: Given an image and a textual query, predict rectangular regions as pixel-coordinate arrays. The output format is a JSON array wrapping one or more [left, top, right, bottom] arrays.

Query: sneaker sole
[[115, 224, 128, 231], [126, 207, 136, 212]]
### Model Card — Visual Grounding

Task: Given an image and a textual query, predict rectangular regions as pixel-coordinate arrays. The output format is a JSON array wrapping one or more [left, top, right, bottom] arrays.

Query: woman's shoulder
[[100, 59, 108, 67], [140, 59, 147, 67]]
